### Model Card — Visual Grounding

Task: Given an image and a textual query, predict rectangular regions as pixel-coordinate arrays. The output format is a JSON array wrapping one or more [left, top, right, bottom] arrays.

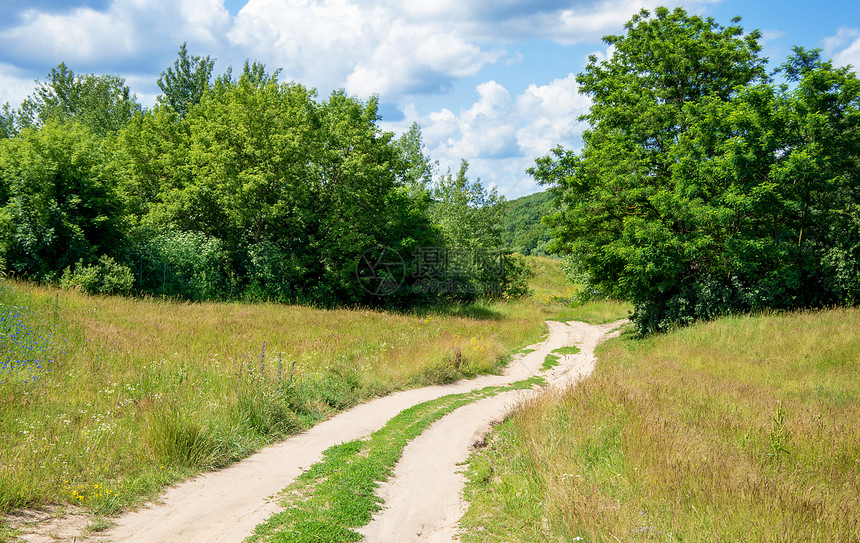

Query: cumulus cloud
[[228, 0, 503, 99], [823, 27, 860, 72], [385, 74, 591, 197], [0, 0, 231, 73], [0, 63, 38, 107], [0, 0, 721, 106]]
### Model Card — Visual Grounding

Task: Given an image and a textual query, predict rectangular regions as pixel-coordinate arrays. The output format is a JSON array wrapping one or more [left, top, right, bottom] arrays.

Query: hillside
[[500, 190, 555, 256]]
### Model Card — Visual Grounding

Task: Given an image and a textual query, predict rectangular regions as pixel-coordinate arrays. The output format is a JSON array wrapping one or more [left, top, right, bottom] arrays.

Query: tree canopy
[[0, 51, 529, 305], [532, 7, 860, 333]]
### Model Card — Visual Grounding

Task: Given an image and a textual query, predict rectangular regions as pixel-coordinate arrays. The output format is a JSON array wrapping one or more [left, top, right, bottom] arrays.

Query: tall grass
[[462, 308, 860, 542], [0, 256, 591, 516]]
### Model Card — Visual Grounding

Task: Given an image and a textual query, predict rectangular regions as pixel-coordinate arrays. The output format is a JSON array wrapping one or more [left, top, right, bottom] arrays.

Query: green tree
[[395, 122, 436, 193], [18, 63, 142, 135], [532, 8, 860, 333], [0, 103, 18, 139], [428, 161, 531, 298], [500, 190, 554, 255], [117, 65, 436, 305], [156, 43, 216, 118], [432, 160, 504, 249], [0, 121, 125, 279]]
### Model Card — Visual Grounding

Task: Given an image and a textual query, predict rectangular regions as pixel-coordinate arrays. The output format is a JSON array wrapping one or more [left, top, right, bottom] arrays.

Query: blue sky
[[1, 0, 859, 198]]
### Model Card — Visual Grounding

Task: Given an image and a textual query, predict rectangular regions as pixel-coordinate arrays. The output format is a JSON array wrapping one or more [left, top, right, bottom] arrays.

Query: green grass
[[0, 255, 593, 523], [554, 299, 631, 324], [551, 346, 580, 355], [460, 308, 860, 542], [541, 346, 581, 371], [541, 354, 560, 371], [248, 378, 543, 543]]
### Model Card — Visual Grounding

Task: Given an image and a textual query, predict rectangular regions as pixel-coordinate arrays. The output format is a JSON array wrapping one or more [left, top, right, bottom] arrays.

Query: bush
[[127, 229, 234, 300], [243, 241, 302, 303], [61, 255, 134, 295]]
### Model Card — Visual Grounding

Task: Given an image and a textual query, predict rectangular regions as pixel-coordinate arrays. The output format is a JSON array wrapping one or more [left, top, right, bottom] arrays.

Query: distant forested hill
[[501, 190, 555, 256]]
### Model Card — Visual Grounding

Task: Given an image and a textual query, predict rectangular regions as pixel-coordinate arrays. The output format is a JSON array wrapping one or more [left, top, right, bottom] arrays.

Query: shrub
[[60, 255, 134, 295]]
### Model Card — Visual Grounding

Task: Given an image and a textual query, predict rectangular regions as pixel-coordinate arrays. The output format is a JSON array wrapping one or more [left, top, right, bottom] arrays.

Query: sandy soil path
[[358, 319, 623, 543], [7, 319, 622, 543]]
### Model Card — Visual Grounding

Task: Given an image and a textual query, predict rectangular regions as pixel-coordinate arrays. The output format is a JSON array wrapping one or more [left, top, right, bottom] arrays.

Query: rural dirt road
[[9, 319, 623, 543]]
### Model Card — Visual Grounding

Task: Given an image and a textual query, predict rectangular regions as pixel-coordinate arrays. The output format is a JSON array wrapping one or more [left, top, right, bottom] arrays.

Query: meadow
[[0, 256, 628, 521], [461, 308, 860, 542]]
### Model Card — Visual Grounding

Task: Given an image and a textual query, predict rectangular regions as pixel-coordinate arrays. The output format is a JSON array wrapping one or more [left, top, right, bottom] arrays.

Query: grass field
[[0, 256, 627, 520], [461, 308, 860, 542]]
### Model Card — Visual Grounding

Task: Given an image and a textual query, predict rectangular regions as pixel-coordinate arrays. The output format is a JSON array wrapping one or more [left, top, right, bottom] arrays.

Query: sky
[[1, 0, 859, 199]]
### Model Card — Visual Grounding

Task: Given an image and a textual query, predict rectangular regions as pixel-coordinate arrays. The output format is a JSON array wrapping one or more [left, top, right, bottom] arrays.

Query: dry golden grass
[[462, 308, 860, 542]]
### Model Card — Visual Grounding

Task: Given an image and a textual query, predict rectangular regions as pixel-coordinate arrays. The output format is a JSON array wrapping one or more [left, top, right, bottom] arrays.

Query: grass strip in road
[[247, 377, 543, 543], [551, 346, 580, 355], [540, 354, 560, 371], [541, 346, 582, 371]]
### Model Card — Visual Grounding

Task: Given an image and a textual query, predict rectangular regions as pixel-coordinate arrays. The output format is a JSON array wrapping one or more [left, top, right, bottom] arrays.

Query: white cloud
[[516, 73, 590, 157], [387, 74, 591, 197], [0, 0, 231, 69], [0, 63, 36, 107], [0, 0, 720, 107], [228, 0, 502, 99], [824, 27, 860, 72], [1, 6, 139, 65]]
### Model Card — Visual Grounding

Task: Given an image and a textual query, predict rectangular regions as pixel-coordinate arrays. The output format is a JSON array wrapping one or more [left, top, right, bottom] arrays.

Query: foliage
[[156, 43, 215, 118], [394, 121, 436, 193], [125, 229, 233, 300], [60, 255, 134, 296], [17, 63, 141, 136], [499, 190, 554, 256], [0, 104, 18, 139], [533, 7, 860, 333], [0, 121, 125, 280], [432, 160, 504, 250], [116, 68, 438, 305], [427, 160, 531, 299], [0, 53, 525, 306]]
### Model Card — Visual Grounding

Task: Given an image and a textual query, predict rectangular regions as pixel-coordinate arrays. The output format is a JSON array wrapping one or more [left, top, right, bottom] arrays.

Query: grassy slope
[[461, 309, 860, 541], [0, 256, 626, 518]]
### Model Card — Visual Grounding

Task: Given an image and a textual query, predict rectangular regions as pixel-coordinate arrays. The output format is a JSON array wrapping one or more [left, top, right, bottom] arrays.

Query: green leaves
[[0, 121, 125, 279], [18, 63, 141, 136], [156, 43, 215, 118], [535, 8, 860, 333]]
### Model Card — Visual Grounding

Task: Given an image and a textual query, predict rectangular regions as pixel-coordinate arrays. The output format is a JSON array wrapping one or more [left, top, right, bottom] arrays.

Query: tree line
[[0, 45, 529, 306], [533, 7, 860, 333]]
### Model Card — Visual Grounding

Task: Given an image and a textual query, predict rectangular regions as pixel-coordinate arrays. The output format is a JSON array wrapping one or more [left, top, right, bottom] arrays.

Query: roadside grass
[[0, 255, 596, 522], [248, 377, 543, 543], [555, 298, 631, 325], [461, 308, 860, 541], [528, 255, 631, 325]]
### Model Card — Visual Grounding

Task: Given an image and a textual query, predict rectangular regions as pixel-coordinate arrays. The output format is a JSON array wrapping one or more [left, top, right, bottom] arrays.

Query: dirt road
[[9, 319, 622, 543], [359, 319, 622, 542]]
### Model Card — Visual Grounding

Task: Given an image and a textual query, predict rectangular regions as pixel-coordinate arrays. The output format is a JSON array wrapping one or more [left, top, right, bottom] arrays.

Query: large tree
[[17, 63, 141, 135], [0, 121, 125, 279], [156, 43, 215, 118], [532, 7, 860, 333]]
